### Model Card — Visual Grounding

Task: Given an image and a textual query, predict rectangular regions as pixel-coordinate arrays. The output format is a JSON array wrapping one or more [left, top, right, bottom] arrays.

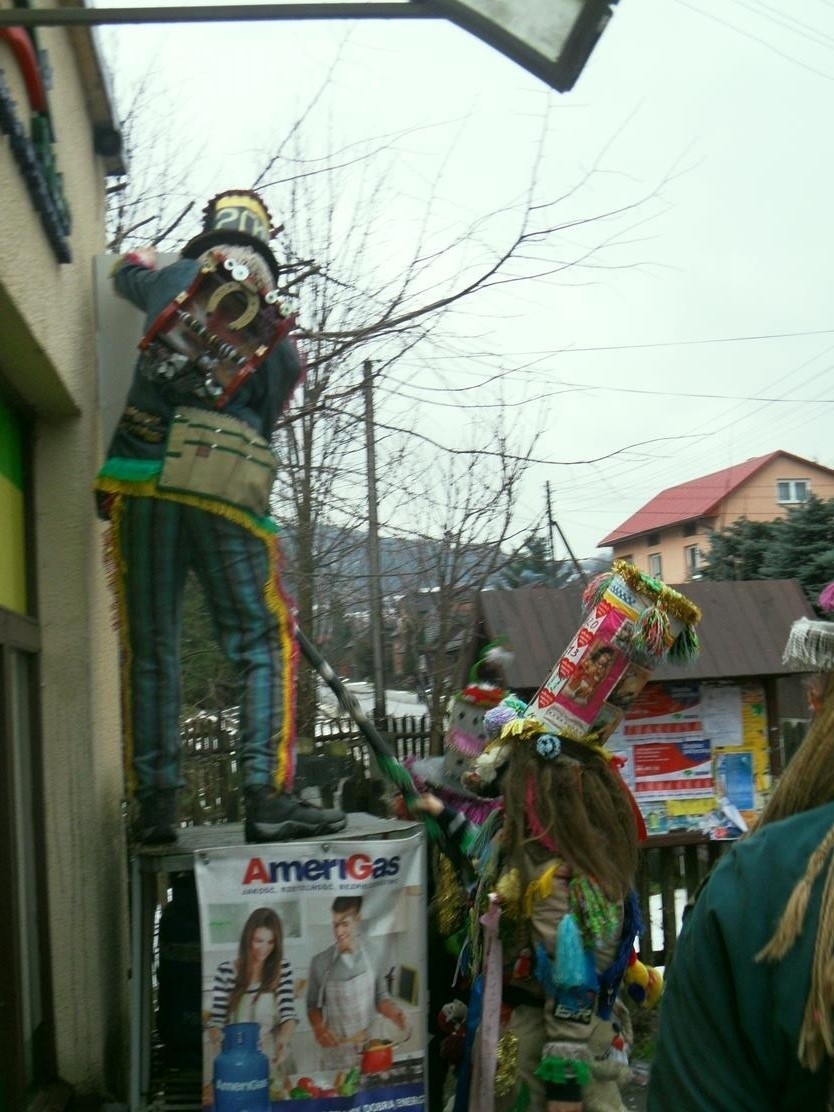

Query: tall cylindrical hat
[[469, 561, 702, 821], [525, 560, 702, 746], [181, 189, 281, 283]]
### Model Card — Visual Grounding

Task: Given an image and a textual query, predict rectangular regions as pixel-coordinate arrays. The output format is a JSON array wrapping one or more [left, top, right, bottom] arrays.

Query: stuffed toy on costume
[[408, 641, 514, 824], [622, 949, 664, 1008]]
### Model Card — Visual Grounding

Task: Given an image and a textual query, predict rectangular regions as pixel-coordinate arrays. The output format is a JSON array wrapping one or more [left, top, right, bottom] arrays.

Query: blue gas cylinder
[[213, 1022, 269, 1112]]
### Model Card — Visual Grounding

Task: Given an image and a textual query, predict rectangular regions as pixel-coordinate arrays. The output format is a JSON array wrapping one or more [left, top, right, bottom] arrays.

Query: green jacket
[[648, 801, 834, 1111]]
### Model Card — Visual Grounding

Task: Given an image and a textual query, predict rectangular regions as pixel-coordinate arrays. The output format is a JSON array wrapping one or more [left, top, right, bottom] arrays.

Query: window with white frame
[[776, 479, 810, 504], [649, 553, 663, 579], [684, 544, 702, 577]]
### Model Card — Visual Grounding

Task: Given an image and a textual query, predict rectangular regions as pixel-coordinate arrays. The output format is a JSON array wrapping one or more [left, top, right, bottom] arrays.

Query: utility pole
[[363, 359, 387, 724], [546, 481, 588, 587]]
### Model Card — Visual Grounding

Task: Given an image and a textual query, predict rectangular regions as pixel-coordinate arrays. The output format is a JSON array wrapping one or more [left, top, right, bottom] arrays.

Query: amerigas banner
[[195, 829, 426, 1111]]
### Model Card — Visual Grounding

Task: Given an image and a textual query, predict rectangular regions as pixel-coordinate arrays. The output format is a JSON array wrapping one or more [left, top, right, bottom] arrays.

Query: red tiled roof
[[598, 451, 832, 547]]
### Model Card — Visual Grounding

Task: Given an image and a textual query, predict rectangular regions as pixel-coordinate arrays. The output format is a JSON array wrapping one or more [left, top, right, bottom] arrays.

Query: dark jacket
[[648, 801, 834, 1111], [107, 257, 303, 461]]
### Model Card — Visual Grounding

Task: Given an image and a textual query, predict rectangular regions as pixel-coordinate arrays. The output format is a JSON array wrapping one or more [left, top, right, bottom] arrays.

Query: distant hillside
[[277, 523, 605, 602], [277, 523, 500, 601]]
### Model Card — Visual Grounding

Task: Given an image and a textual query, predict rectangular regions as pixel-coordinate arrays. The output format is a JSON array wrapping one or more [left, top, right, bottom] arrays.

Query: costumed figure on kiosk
[[413, 561, 701, 1111], [94, 189, 346, 845], [649, 581, 834, 1111]]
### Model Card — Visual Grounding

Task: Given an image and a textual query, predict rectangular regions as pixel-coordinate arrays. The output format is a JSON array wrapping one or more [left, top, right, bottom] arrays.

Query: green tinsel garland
[[507, 1082, 531, 1111], [534, 1055, 591, 1087], [569, 874, 621, 947], [668, 624, 701, 663]]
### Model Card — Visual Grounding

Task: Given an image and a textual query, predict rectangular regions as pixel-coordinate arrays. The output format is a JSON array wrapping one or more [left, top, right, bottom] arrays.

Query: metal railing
[[637, 833, 731, 967]]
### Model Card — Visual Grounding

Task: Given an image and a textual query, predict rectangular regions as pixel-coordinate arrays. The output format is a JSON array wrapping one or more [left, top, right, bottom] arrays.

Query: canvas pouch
[[158, 407, 277, 516]]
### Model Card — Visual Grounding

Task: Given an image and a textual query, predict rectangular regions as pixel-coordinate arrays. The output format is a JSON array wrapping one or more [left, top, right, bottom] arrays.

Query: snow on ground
[[649, 888, 689, 973], [317, 680, 431, 721]]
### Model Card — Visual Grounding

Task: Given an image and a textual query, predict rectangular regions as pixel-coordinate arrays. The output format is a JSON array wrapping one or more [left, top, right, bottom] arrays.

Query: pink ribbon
[[473, 894, 503, 1112]]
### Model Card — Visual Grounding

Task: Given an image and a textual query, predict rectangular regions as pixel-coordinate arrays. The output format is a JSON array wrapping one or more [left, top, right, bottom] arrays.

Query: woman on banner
[[208, 907, 297, 1080]]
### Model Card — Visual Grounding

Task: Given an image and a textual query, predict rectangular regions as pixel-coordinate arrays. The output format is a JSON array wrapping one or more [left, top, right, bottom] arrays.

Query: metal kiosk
[[130, 816, 427, 1112]]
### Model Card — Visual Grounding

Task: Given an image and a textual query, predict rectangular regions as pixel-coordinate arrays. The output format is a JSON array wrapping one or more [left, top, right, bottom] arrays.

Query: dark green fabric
[[648, 801, 834, 1111], [0, 394, 23, 489]]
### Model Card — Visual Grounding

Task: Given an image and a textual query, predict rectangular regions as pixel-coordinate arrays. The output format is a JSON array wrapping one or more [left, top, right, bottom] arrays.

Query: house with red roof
[[599, 451, 834, 583]]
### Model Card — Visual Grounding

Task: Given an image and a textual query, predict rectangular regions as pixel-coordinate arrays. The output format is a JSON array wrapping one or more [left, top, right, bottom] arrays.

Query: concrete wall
[[0, 19, 129, 1102]]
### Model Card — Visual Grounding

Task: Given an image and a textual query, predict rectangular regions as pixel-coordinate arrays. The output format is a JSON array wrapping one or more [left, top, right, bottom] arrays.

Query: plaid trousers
[[111, 495, 296, 799]]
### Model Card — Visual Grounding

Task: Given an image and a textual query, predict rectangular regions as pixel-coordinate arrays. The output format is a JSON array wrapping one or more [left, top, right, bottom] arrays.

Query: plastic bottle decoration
[[213, 1022, 269, 1112]]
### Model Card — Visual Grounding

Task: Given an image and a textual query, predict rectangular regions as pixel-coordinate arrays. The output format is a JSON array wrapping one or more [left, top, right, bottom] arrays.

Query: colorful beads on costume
[[568, 875, 622, 948], [536, 733, 562, 760]]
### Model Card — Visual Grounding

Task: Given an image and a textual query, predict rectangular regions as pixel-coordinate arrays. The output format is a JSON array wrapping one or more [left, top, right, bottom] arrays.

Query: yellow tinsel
[[523, 864, 559, 918], [435, 852, 468, 936], [495, 867, 522, 915], [494, 1031, 519, 1097], [612, 559, 701, 626]]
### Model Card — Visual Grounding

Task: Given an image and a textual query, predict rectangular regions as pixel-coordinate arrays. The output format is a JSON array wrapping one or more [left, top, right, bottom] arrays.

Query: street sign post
[[0, 1, 619, 92]]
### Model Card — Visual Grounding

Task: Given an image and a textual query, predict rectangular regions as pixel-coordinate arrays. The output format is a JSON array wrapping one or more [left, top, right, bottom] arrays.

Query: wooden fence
[[180, 711, 732, 966]]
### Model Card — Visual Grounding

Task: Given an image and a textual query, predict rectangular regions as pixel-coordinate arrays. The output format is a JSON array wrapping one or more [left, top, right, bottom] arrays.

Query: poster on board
[[195, 829, 426, 1111], [632, 738, 714, 802]]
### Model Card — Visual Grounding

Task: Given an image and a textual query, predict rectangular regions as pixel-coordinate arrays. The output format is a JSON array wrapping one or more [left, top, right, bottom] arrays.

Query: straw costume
[[649, 582, 834, 1112], [420, 562, 701, 1112], [95, 190, 345, 845]]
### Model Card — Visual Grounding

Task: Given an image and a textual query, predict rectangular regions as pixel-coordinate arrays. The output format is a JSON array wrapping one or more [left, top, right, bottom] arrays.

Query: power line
[[672, 0, 834, 82]]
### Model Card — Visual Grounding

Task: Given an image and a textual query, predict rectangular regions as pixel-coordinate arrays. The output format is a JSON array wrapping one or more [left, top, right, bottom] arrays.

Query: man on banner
[[307, 896, 409, 1068]]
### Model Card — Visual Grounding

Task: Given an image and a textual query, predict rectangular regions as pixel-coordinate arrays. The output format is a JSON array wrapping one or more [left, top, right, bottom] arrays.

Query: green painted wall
[[0, 395, 27, 613]]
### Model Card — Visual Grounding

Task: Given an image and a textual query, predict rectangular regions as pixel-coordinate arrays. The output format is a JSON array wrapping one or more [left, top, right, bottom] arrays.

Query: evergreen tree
[[757, 495, 834, 606], [701, 496, 834, 610], [700, 518, 776, 581], [498, 531, 575, 588], [180, 573, 236, 712]]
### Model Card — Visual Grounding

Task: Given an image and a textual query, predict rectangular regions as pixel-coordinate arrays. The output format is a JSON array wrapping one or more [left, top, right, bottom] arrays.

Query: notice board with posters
[[195, 826, 426, 1111], [606, 680, 770, 834]]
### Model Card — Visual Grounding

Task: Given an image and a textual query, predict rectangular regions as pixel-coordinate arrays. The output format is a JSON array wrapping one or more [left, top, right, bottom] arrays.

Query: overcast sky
[[95, 0, 834, 563]]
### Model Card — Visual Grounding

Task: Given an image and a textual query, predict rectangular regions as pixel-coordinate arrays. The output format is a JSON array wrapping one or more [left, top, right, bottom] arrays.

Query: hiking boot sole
[[245, 815, 348, 843]]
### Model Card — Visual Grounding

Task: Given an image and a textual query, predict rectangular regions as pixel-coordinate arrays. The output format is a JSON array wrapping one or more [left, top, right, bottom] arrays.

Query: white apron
[[317, 950, 376, 1069]]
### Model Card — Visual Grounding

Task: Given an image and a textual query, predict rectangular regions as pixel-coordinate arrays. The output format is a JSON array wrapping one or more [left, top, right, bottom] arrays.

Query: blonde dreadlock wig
[[756, 596, 834, 1071]]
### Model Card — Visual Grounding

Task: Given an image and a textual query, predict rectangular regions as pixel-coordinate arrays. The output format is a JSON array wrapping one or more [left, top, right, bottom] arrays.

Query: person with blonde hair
[[648, 584, 834, 1110]]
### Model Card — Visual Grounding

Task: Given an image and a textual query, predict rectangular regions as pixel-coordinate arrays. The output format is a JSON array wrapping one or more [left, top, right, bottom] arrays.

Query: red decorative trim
[[0, 28, 47, 113]]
